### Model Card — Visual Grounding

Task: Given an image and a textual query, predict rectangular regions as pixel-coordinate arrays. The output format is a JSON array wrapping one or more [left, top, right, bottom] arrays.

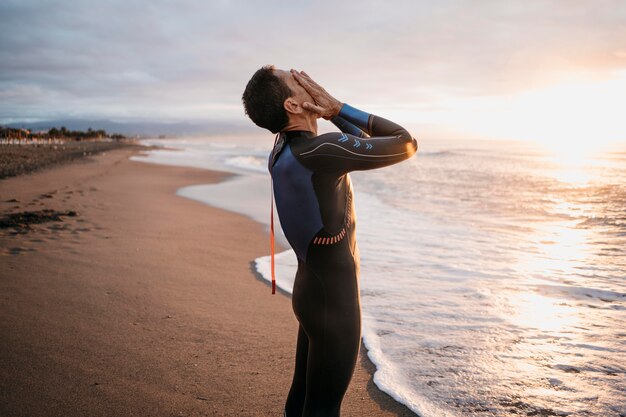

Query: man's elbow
[[395, 128, 418, 155], [405, 136, 418, 158]]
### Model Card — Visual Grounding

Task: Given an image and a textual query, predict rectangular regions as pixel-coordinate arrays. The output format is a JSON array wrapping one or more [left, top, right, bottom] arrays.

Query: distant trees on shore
[[0, 126, 126, 141]]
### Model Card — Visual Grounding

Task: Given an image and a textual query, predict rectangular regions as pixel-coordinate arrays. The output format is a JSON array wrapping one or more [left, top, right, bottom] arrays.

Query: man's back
[[269, 104, 417, 265]]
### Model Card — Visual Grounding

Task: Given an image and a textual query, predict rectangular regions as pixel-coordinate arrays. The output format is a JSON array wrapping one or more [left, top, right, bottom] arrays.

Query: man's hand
[[291, 69, 343, 120]]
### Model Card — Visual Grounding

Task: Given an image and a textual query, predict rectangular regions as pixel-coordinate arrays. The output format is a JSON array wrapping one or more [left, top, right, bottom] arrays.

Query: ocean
[[132, 133, 626, 417]]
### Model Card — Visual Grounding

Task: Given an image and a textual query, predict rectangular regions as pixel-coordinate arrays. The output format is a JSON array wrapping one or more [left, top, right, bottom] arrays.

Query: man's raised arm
[[301, 103, 418, 173], [291, 69, 418, 172]]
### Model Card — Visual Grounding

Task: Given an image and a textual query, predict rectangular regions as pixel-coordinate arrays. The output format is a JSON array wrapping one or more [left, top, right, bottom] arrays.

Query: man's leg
[[301, 315, 361, 417], [285, 325, 309, 417]]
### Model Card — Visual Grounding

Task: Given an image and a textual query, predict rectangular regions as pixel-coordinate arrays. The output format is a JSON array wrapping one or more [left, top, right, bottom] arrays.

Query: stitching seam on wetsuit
[[301, 154, 406, 164], [308, 266, 329, 387], [299, 142, 406, 158]]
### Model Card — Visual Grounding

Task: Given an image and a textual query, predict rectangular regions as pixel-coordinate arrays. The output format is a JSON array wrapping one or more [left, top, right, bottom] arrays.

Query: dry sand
[[0, 147, 414, 416]]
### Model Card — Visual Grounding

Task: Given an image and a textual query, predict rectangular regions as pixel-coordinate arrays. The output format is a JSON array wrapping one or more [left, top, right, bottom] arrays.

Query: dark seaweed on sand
[[0, 209, 77, 230]]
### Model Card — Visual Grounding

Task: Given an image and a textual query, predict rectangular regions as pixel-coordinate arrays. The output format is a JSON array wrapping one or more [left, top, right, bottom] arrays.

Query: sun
[[401, 70, 626, 157], [507, 73, 626, 151]]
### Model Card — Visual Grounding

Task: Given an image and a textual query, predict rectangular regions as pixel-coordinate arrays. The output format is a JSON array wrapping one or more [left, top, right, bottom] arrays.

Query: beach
[[0, 146, 414, 416]]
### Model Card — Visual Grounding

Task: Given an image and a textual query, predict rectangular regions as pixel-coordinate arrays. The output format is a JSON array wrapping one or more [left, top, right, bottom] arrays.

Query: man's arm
[[291, 70, 417, 173], [297, 103, 418, 173]]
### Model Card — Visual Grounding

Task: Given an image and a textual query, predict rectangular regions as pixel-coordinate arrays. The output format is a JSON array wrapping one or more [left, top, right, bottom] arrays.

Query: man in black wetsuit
[[242, 66, 417, 417]]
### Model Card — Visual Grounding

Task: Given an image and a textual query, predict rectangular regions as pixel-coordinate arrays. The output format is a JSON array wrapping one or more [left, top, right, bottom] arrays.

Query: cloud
[[1, 0, 625, 124]]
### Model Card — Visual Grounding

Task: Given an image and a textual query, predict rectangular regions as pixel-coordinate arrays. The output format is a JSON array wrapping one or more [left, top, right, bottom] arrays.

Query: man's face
[[274, 68, 314, 107]]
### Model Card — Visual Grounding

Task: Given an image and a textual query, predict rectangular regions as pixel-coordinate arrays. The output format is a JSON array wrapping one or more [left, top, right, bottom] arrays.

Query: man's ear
[[284, 97, 302, 115]]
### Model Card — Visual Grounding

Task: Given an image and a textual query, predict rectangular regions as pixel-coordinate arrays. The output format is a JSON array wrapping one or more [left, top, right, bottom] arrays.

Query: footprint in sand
[[47, 224, 68, 232], [7, 247, 35, 255]]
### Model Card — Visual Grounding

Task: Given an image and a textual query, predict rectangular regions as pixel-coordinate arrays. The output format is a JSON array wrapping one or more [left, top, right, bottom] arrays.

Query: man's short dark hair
[[242, 65, 293, 134]]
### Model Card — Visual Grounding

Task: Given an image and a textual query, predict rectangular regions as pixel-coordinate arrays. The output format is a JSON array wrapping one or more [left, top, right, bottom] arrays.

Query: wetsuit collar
[[270, 130, 316, 170], [283, 130, 316, 140]]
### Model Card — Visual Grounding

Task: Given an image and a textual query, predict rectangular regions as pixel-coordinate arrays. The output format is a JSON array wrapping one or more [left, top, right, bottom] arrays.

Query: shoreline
[[0, 145, 415, 416]]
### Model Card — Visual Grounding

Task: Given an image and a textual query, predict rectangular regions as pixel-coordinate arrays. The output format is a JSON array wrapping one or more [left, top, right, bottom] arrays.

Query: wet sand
[[0, 147, 414, 416]]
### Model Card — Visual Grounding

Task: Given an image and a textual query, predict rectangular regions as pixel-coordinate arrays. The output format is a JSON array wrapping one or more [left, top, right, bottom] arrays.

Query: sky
[[1, 0, 626, 142]]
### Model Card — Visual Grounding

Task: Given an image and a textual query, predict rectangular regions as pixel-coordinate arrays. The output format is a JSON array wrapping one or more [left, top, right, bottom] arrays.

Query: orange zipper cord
[[270, 179, 276, 294], [268, 132, 281, 295]]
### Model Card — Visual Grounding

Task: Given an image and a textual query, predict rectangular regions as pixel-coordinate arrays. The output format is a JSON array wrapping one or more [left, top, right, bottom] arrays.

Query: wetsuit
[[268, 104, 417, 417]]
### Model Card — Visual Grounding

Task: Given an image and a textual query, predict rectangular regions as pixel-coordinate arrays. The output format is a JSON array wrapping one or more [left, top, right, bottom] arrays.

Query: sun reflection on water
[[507, 291, 580, 333], [552, 166, 593, 185], [529, 223, 591, 274], [538, 139, 617, 186], [503, 150, 599, 378]]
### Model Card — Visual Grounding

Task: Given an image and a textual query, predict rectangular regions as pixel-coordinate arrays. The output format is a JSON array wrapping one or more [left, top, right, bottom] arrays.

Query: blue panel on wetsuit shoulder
[[271, 144, 323, 262]]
